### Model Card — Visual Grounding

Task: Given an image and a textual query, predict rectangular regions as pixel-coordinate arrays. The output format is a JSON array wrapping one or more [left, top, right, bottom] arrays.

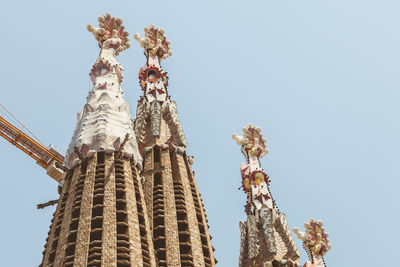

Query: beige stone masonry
[[74, 156, 97, 266], [161, 150, 181, 267], [131, 162, 158, 267], [174, 153, 205, 267], [54, 166, 81, 267], [41, 171, 73, 266], [123, 159, 143, 266], [143, 151, 154, 229], [101, 153, 117, 267], [185, 156, 217, 266]]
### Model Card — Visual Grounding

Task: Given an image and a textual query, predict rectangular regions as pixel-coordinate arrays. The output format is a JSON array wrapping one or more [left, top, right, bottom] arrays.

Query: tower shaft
[[41, 152, 157, 267], [142, 146, 215, 266]]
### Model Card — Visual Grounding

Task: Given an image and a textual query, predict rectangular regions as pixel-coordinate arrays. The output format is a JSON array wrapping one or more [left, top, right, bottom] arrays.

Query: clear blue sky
[[0, 1, 399, 266]]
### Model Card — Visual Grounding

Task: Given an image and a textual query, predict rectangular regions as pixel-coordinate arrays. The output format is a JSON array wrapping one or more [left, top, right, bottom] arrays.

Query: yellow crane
[[0, 106, 66, 183]]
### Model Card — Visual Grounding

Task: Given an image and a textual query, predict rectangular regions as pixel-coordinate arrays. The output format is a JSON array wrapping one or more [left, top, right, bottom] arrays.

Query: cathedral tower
[[40, 15, 157, 267], [133, 25, 217, 267]]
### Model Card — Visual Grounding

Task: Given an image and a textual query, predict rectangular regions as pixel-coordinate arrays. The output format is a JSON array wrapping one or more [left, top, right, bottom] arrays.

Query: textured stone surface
[[185, 156, 217, 266], [74, 156, 97, 266], [101, 153, 117, 266], [124, 159, 143, 266], [54, 166, 80, 266], [143, 151, 154, 229], [174, 153, 205, 266], [41, 152, 158, 266], [161, 150, 181, 267], [129, 161, 158, 267], [41, 171, 73, 266]]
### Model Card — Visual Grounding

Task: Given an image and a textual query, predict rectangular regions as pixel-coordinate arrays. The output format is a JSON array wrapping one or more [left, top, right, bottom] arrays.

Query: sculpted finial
[[134, 25, 172, 60], [293, 219, 331, 267], [87, 13, 130, 55], [233, 124, 268, 159]]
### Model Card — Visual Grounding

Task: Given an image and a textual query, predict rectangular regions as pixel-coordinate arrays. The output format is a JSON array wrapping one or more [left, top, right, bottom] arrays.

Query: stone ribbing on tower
[[41, 152, 157, 267], [134, 25, 217, 267], [74, 156, 96, 266], [40, 15, 157, 267]]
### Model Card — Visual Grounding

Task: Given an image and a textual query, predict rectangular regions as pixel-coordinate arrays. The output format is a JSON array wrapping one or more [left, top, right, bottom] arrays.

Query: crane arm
[[0, 114, 65, 182]]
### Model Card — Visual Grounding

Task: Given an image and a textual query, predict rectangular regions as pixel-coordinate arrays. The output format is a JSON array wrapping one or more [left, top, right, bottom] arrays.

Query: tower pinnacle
[[133, 25, 186, 148], [234, 124, 301, 267], [134, 25, 172, 61], [65, 14, 141, 168], [293, 219, 331, 267]]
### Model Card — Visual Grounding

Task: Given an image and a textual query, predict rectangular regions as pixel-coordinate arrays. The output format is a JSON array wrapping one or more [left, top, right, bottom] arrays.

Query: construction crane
[[0, 109, 66, 183]]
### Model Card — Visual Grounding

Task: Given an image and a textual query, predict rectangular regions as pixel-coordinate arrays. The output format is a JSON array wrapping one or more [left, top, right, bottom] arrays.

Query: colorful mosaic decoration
[[233, 124, 268, 159], [241, 164, 270, 193], [134, 24, 172, 60], [87, 13, 130, 55], [234, 124, 271, 205], [293, 219, 331, 266], [138, 65, 169, 92]]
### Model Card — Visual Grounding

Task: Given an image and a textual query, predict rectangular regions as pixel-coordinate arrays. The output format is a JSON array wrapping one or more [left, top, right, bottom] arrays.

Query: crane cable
[[0, 103, 47, 147]]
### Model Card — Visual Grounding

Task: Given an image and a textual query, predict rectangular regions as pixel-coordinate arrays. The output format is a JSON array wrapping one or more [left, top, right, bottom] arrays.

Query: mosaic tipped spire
[[234, 124, 301, 267], [87, 13, 130, 55], [134, 24, 172, 60]]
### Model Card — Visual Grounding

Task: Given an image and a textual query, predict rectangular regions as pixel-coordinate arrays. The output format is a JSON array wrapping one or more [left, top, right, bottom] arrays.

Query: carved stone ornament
[[87, 13, 130, 56], [293, 219, 331, 267], [134, 24, 172, 60]]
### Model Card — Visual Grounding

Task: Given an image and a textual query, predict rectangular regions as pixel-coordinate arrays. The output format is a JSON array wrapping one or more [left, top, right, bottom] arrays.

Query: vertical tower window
[[153, 146, 160, 163]]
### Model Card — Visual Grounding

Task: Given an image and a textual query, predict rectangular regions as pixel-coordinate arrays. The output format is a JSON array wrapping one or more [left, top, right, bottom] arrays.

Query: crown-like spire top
[[293, 219, 331, 266], [134, 25, 172, 60], [87, 13, 130, 55], [233, 124, 268, 159]]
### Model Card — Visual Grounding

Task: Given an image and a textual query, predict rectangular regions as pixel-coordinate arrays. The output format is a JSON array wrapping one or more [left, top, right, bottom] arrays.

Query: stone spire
[[233, 124, 301, 267], [133, 25, 186, 149], [65, 13, 141, 168], [133, 25, 216, 267], [40, 15, 157, 267]]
